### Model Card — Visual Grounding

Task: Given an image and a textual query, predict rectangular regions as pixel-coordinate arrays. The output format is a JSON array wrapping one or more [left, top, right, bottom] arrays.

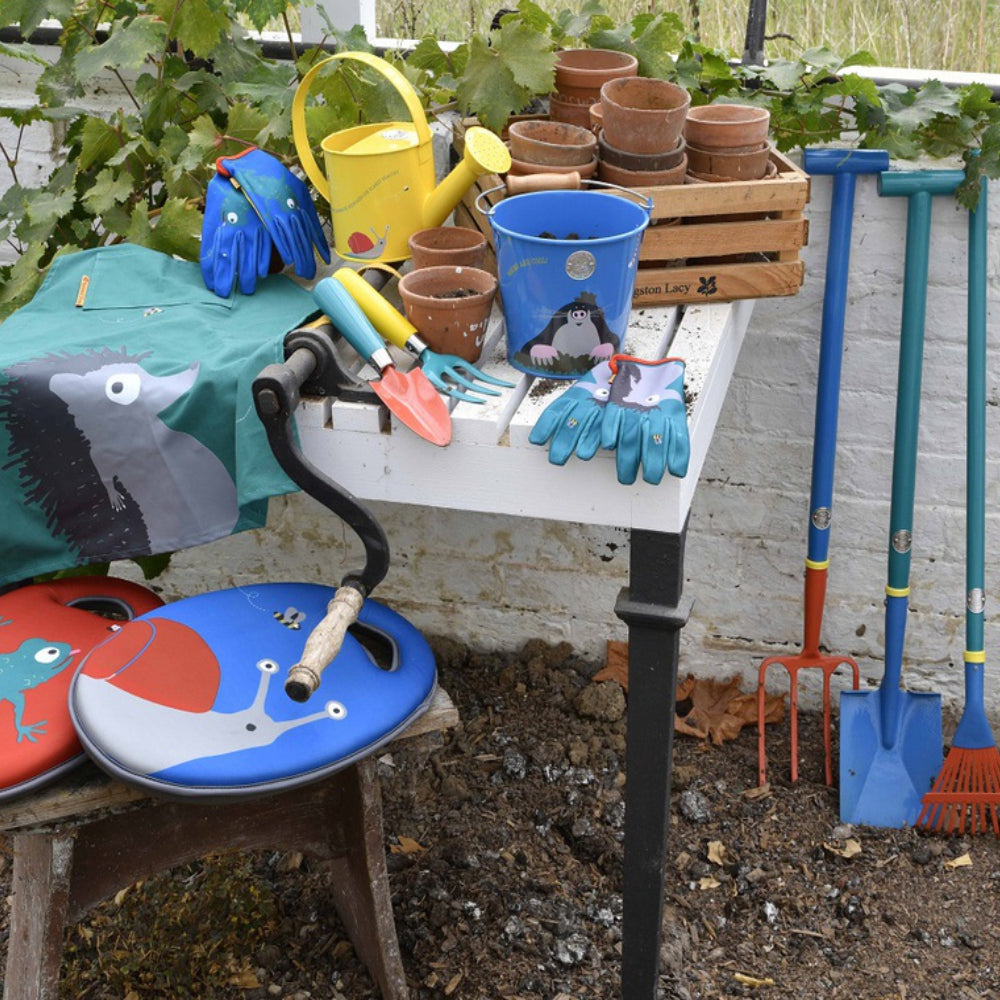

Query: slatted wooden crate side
[[632, 259, 805, 306], [453, 144, 811, 307]]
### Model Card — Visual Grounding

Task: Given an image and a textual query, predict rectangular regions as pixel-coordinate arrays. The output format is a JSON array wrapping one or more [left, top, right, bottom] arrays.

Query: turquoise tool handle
[[314, 277, 392, 370], [957, 175, 992, 749], [876, 169, 962, 743]]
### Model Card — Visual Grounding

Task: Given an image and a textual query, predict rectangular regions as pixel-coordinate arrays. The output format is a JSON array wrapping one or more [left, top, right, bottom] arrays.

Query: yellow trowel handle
[[291, 51, 433, 201], [333, 267, 419, 354]]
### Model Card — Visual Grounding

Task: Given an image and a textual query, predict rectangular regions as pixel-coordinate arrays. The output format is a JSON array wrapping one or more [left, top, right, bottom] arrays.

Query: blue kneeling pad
[[70, 582, 437, 799]]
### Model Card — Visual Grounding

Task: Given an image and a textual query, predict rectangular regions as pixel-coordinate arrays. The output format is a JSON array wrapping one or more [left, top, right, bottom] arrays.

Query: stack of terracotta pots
[[506, 119, 598, 181], [549, 48, 638, 130], [596, 76, 690, 188], [684, 104, 772, 182]]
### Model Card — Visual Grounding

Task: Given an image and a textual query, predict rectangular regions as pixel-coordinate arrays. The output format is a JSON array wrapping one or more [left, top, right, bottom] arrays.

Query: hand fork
[[333, 267, 514, 403]]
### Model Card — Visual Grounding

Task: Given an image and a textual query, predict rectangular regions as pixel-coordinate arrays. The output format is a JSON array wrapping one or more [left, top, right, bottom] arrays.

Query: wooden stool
[[0, 687, 457, 1000]]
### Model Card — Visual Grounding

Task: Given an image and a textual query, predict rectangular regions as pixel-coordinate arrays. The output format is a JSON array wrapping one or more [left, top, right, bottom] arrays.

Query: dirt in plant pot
[[8, 637, 1000, 999], [431, 288, 481, 299]]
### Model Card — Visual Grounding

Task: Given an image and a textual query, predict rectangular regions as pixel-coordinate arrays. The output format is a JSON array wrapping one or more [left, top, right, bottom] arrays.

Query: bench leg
[[4, 832, 74, 1000], [615, 523, 692, 1000], [2, 763, 408, 1000], [325, 757, 409, 1000]]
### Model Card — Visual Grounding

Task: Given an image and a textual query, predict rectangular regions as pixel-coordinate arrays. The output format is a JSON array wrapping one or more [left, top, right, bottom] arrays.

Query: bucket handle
[[292, 51, 433, 201], [475, 178, 653, 219]]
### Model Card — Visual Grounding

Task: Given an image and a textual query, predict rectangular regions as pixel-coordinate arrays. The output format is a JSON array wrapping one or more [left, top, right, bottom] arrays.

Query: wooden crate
[[454, 137, 810, 308]]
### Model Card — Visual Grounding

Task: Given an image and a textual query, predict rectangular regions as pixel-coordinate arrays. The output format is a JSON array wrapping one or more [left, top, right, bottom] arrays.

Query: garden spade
[[839, 169, 964, 828], [313, 277, 452, 446]]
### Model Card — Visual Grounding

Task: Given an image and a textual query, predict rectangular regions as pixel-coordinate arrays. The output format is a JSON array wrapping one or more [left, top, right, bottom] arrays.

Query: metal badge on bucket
[[292, 51, 510, 264], [477, 184, 652, 379]]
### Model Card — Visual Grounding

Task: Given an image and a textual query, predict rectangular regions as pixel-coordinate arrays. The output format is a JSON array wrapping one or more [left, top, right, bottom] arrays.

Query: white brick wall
[[4, 50, 1000, 719]]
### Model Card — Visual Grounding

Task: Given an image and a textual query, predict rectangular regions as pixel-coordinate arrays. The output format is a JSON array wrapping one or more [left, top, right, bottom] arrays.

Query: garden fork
[[333, 267, 513, 403]]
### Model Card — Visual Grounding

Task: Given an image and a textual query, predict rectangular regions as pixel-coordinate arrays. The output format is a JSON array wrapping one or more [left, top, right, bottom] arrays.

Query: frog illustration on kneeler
[[0, 624, 76, 743]]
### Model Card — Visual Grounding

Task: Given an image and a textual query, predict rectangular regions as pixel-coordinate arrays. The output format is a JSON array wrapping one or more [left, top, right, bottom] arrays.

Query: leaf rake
[[918, 176, 1000, 837]]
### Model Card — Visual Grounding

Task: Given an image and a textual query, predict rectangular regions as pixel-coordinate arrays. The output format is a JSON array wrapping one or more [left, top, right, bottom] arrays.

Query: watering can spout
[[424, 126, 512, 231]]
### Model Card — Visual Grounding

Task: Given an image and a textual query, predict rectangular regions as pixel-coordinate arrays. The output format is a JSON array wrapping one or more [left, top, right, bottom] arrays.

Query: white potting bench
[[296, 295, 755, 999]]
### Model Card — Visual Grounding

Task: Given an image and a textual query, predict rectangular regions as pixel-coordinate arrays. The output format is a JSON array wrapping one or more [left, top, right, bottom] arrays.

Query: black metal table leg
[[615, 520, 693, 1000]]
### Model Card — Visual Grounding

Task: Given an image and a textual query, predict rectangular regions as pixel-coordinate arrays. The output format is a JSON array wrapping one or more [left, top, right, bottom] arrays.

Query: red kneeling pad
[[0, 577, 163, 800]]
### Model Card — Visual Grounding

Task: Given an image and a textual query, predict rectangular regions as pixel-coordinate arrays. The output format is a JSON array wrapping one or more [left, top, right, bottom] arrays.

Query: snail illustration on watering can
[[292, 51, 511, 264]]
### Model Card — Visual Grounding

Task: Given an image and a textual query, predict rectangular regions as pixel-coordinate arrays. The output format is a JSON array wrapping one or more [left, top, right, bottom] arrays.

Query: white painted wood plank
[[294, 299, 752, 535]]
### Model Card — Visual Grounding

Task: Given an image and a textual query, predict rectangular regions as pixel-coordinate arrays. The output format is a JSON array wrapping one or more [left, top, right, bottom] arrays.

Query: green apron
[[0, 244, 321, 584]]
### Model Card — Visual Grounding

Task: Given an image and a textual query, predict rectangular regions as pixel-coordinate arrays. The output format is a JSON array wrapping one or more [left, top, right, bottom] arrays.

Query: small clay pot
[[600, 77, 691, 155], [685, 140, 771, 180], [408, 226, 488, 270], [598, 154, 687, 189], [508, 119, 597, 167], [398, 265, 498, 365], [554, 48, 638, 104], [589, 102, 603, 134], [683, 104, 770, 150], [507, 153, 598, 180], [599, 132, 686, 172], [548, 92, 595, 129]]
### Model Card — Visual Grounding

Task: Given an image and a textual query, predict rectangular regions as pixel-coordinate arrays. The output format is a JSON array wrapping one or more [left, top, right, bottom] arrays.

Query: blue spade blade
[[839, 686, 942, 827]]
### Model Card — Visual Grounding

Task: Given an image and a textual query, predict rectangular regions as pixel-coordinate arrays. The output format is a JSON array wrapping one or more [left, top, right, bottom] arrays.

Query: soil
[[4, 637, 1000, 999]]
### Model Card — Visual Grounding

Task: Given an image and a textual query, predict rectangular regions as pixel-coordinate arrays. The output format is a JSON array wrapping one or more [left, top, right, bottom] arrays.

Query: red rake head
[[917, 746, 1000, 837]]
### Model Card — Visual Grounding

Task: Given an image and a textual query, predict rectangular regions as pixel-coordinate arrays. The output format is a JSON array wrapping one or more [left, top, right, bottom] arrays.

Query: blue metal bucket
[[478, 184, 651, 379]]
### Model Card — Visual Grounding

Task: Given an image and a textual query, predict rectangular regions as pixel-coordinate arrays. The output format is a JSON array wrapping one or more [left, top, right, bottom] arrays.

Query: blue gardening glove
[[601, 355, 689, 484], [216, 147, 330, 280], [200, 172, 272, 296], [528, 361, 614, 465]]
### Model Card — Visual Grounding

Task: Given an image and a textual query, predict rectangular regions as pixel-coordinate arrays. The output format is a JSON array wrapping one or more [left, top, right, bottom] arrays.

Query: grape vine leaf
[[456, 24, 555, 133], [74, 16, 169, 82], [149, 0, 228, 58]]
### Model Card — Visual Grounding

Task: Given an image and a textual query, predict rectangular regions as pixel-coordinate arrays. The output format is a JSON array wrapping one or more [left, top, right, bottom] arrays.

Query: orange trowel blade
[[373, 365, 452, 447]]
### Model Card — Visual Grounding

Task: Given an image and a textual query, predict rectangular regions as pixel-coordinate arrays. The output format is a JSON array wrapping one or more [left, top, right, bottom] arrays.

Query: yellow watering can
[[292, 51, 511, 263]]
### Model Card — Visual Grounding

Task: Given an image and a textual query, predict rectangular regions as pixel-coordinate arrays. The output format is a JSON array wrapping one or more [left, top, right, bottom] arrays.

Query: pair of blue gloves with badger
[[529, 355, 690, 486], [201, 146, 330, 297]]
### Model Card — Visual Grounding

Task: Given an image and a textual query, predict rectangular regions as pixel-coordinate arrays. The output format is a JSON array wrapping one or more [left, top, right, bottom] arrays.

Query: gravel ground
[[4, 636, 1000, 999]]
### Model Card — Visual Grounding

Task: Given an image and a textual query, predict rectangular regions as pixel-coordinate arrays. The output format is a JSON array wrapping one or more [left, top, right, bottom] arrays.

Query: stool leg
[[325, 757, 409, 1000], [4, 832, 74, 1000]]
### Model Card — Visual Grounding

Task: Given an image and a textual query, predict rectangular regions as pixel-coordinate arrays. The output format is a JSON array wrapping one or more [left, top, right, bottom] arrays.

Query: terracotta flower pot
[[507, 153, 598, 180], [599, 77, 691, 155], [589, 102, 603, 134], [687, 159, 779, 184], [685, 140, 771, 180], [507, 119, 597, 167], [554, 48, 638, 105], [407, 226, 488, 270], [548, 92, 596, 129], [598, 132, 686, 172], [398, 265, 498, 364], [683, 104, 771, 150], [597, 154, 687, 189]]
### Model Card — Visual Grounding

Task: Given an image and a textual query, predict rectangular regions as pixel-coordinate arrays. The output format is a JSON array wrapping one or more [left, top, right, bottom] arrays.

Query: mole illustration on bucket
[[292, 51, 511, 264], [477, 183, 652, 378]]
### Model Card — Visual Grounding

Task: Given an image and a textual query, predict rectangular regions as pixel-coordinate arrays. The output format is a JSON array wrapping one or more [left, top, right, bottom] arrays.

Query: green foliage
[[0, 0, 380, 318], [2, 0, 1000, 322]]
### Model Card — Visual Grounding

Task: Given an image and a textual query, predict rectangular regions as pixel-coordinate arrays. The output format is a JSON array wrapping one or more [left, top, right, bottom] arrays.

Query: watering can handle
[[291, 51, 433, 200]]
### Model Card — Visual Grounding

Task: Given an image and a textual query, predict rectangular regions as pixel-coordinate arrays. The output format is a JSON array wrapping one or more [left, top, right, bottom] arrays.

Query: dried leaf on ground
[[823, 838, 862, 859], [676, 674, 785, 745], [390, 835, 427, 855], [945, 853, 973, 870], [599, 644, 785, 745]]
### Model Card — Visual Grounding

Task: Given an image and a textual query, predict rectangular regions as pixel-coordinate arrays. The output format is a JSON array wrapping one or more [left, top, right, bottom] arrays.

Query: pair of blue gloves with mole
[[201, 146, 330, 297], [529, 355, 690, 485]]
